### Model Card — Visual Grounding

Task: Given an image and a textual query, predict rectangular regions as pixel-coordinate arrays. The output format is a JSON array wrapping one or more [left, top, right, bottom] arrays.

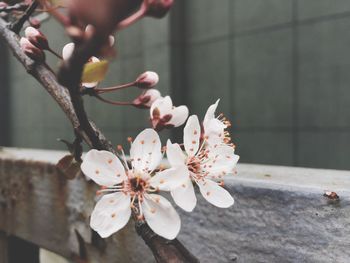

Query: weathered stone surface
[[0, 148, 350, 262]]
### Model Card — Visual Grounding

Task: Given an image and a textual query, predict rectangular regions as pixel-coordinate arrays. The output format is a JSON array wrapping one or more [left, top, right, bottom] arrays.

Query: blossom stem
[[47, 47, 63, 59], [94, 93, 134, 106], [95, 81, 136, 94], [116, 2, 147, 31]]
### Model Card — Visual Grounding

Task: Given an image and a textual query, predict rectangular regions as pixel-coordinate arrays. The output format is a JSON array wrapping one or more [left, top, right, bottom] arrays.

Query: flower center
[[129, 176, 147, 193], [187, 156, 201, 174]]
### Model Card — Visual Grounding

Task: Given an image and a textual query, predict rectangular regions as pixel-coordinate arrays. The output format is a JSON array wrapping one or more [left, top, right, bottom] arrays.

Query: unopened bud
[[29, 17, 41, 29], [66, 26, 85, 43], [24, 27, 49, 50], [145, 0, 174, 18], [20, 37, 45, 62], [133, 89, 161, 109], [135, 71, 159, 89], [0, 2, 8, 8]]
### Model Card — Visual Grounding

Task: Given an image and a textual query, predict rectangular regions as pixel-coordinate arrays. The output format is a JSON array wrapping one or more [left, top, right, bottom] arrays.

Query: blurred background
[[1, 0, 350, 170]]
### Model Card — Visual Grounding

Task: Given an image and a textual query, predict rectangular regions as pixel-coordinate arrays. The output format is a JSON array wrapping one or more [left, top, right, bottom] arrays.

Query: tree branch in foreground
[[0, 17, 199, 263]]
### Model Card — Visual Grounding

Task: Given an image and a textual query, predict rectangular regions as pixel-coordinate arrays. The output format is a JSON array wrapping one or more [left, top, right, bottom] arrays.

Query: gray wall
[[182, 0, 350, 170], [4, 0, 350, 170]]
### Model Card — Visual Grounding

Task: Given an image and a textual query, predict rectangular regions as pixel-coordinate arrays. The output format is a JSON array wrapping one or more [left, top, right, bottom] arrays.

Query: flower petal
[[204, 118, 226, 147], [149, 165, 189, 191], [203, 99, 220, 127], [81, 150, 127, 186], [205, 145, 239, 178], [197, 179, 234, 208], [171, 178, 196, 212], [183, 115, 201, 156], [144, 89, 162, 107], [90, 192, 131, 238], [150, 96, 173, 118], [62, 42, 75, 60], [166, 140, 186, 167], [168, 106, 189, 127], [130, 129, 162, 172], [142, 194, 181, 240]]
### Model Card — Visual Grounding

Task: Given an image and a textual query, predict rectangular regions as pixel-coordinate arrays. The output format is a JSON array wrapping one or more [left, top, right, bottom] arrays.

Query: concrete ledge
[[0, 147, 350, 262]]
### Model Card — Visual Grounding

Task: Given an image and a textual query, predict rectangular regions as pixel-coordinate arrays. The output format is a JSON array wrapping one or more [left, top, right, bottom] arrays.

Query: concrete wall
[[1, 148, 350, 263], [4, 0, 350, 170]]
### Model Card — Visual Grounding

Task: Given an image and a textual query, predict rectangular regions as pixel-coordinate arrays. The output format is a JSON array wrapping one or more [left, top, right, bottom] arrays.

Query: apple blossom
[[150, 96, 189, 131], [81, 129, 188, 240], [166, 115, 239, 212]]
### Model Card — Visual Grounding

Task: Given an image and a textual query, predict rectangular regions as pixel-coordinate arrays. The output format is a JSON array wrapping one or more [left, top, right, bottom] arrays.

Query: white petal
[[142, 194, 181, 240], [149, 166, 189, 191], [203, 99, 220, 127], [183, 115, 201, 156], [150, 96, 173, 118], [205, 118, 226, 146], [197, 179, 234, 208], [130, 129, 162, 172], [144, 89, 162, 107], [205, 146, 239, 178], [166, 140, 186, 167], [109, 35, 115, 46], [90, 192, 131, 238], [25, 26, 40, 38], [171, 178, 196, 212], [62, 42, 75, 60], [81, 149, 127, 186], [168, 106, 189, 127]]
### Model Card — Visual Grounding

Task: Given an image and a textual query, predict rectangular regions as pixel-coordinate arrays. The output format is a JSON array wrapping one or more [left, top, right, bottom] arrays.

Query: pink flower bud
[[133, 89, 161, 108], [144, 0, 174, 18], [135, 71, 159, 89], [24, 27, 49, 50], [0, 2, 8, 8], [29, 17, 41, 29], [20, 37, 45, 62]]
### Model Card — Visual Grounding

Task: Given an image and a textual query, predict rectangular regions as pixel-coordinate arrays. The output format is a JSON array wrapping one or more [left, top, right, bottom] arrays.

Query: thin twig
[[0, 3, 29, 13], [9, 0, 39, 34]]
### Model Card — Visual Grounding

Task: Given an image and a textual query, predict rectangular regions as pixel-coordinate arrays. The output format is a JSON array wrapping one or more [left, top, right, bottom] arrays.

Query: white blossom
[[166, 115, 239, 212], [81, 129, 187, 239]]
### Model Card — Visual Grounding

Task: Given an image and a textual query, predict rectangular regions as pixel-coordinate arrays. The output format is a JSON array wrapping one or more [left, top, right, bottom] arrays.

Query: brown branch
[[0, 17, 199, 263], [0, 18, 114, 153]]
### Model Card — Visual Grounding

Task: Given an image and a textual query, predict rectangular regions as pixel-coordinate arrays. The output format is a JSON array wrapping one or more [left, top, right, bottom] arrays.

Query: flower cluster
[[81, 100, 239, 240]]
